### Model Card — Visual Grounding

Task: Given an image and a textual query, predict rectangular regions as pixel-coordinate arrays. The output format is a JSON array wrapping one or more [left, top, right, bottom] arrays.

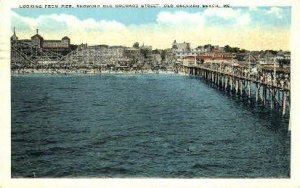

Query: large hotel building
[[11, 28, 71, 51]]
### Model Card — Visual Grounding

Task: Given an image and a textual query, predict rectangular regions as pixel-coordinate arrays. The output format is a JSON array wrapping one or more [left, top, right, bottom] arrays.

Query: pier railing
[[187, 63, 290, 91]]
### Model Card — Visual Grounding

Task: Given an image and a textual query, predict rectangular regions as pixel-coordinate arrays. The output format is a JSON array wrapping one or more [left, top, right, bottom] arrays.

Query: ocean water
[[11, 74, 290, 178]]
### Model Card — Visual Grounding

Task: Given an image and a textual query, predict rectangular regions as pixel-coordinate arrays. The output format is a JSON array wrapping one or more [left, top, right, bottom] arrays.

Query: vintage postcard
[[1, 0, 300, 187]]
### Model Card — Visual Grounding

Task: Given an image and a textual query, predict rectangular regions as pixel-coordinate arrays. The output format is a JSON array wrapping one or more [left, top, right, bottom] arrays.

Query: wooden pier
[[181, 64, 290, 116]]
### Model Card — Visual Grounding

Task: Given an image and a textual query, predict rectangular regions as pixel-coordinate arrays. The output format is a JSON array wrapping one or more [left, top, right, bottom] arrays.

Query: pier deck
[[182, 64, 290, 115]]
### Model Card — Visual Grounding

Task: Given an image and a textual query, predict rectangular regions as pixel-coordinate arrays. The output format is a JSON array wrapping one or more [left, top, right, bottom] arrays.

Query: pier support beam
[[282, 91, 286, 116], [248, 81, 251, 98]]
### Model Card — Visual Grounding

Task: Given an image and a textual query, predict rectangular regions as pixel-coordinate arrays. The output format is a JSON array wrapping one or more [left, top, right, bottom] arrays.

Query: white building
[[172, 40, 191, 57]]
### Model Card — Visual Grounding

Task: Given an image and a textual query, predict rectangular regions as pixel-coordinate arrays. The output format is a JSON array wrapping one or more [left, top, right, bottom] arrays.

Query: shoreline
[[11, 69, 184, 76]]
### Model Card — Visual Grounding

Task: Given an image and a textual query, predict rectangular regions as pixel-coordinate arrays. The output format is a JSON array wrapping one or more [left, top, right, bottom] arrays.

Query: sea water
[[11, 74, 290, 178]]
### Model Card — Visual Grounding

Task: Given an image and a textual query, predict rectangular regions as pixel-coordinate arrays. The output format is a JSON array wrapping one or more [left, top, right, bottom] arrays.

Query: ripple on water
[[11, 74, 290, 177]]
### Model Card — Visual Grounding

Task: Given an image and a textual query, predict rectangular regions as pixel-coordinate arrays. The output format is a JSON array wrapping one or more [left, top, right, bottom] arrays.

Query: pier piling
[[184, 64, 290, 115]]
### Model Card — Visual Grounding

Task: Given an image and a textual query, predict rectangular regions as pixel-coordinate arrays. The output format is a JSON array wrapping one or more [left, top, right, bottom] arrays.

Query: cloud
[[203, 8, 240, 19], [249, 6, 259, 12], [46, 14, 126, 32], [11, 11, 129, 47], [12, 9, 251, 34], [11, 9, 290, 50], [11, 11, 127, 34], [203, 8, 251, 26], [11, 11, 38, 30], [266, 7, 283, 19], [156, 8, 252, 27], [156, 11, 205, 27], [236, 14, 251, 26]]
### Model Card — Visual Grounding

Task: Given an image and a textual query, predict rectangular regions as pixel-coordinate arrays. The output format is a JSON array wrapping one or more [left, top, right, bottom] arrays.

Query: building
[[172, 40, 191, 57], [152, 53, 162, 63], [11, 28, 73, 61], [30, 29, 70, 49], [124, 47, 140, 58], [258, 51, 276, 65], [197, 51, 235, 64], [276, 50, 291, 61], [10, 27, 18, 41], [11, 28, 71, 49]]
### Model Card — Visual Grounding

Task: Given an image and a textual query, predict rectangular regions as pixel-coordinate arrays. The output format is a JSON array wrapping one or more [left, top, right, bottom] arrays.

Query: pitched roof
[[62, 36, 70, 40], [31, 34, 44, 40], [261, 51, 275, 59]]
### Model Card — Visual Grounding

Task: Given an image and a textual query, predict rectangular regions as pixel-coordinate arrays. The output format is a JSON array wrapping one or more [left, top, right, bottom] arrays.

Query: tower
[[10, 27, 18, 41], [31, 28, 44, 47]]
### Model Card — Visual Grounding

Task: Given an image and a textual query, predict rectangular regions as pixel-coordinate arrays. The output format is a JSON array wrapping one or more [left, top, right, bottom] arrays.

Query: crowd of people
[[199, 63, 290, 90]]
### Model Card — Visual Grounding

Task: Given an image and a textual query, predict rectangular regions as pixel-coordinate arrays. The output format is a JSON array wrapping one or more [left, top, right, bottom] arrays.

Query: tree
[[224, 45, 231, 52], [204, 44, 211, 49], [141, 48, 151, 58], [152, 49, 160, 54], [230, 47, 239, 53], [204, 44, 214, 51], [239, 49, 246, 53], [133, 42, 139, 48]]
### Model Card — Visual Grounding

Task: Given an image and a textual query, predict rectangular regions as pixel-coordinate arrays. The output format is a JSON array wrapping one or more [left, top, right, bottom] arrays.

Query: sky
[[11, 7, 291, 50]]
